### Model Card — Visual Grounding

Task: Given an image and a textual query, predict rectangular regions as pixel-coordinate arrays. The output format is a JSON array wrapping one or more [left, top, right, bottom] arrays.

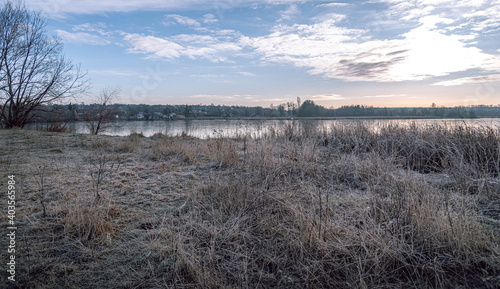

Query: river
[[31, 118, 500, 138]]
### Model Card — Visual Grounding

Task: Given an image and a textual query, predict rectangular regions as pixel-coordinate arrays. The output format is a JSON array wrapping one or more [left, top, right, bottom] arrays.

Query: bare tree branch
[[0, 1, 89, 128], [81, 86, 120, 134]]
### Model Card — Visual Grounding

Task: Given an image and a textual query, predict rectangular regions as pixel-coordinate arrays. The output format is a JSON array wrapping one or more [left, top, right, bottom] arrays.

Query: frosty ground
[[0, 123, 499, 288]]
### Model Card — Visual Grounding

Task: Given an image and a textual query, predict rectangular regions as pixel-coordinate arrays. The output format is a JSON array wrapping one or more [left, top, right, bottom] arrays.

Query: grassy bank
[[1, 122, 499, 288]]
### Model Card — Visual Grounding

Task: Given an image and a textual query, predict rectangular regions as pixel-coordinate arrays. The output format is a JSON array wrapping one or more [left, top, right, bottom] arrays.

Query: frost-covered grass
[[0, 123, 499, 288]]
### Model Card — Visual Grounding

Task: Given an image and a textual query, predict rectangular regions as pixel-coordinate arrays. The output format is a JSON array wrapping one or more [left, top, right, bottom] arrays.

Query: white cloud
[[90, 70, 139, 76], [202, 14, 218, 24], [183, 43, 242, 62], [243, 13, 500, 82], [242, 20, 400, 81], [164, 14, 201, 27], [170, 34, 219, 45], [123, 32, 242, 63], [241, 19, 360, 59], [400, 5, 436, 21], [214, 29, 239, 36], [265, 97, 291, 103], [189, 74, 230, 83], [72, 22, 110, 36], [278, 4, 300, 21], [56, 30, 109, 45], [390, 26, 500, 80], [124, 34, 183, 59], [190, 74, 225, 78], [238, 72, 257, 77], [310, 94, 344, 100], [432, 74, 500, 86], [378, 0, 500, 34], [456, 0, 488, 7], [464, 3, 500, 32], [363, 94, 408, 98], [418, 15, 455, 29], [317, 3, 350, 8], [312, 12, 347, 24], [25, 0, 306, 15], [189, 94, 235, 100]]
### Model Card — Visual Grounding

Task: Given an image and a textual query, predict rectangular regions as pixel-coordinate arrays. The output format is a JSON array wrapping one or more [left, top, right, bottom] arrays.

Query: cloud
[[432, 74, 500, 86], [363, 94, 409, 98], [90, 70, 140, 77], [25, 0, 306, 15], [241, 18, 360, 57], [242, 11, 500, 82], [378, 0, 500, 34], [390, 26, 500, 80], [189, 74, 230, 83], [72, 22, 110, 36], [164, 14, 201, 27], [310, 94, 344, 101], [56, 30, 109, 45], [238, 72, 257, 77], [418, 15, 455, 29], [278, 4, 300, 21], [202, 14, 218, 24], [170, 34, 219, 45], [123, 32, 242, 63], [463, 3, 500, 33], [189, 94, 235, 100], [190, 74, 225, 78], [312, 12, 347, 23], [126, 14, 244, 62], [183, 43, 242, 62], [243, 20, 404, 81], [124, 34, 183, 59], [317, 3, 350, 8]]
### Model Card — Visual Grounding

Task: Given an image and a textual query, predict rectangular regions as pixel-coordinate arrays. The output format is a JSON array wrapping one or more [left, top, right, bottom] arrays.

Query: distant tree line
[[25, 101, 500, 126]]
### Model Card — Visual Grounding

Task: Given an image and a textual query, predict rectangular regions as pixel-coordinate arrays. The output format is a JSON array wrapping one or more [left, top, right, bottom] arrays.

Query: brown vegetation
[[0, 122, 499, 288]]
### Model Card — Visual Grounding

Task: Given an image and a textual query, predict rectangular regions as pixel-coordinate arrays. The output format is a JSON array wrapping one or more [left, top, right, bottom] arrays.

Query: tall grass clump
[[324, 122, 500, 179], [151, 132, 210, 164], [115, 132, 143, 152], [140, 121, 499, 288], [59, 191, 117, 243]]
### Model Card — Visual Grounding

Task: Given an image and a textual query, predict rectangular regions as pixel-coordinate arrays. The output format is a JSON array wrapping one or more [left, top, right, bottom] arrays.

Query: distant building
[[153, 112, 166, 119]]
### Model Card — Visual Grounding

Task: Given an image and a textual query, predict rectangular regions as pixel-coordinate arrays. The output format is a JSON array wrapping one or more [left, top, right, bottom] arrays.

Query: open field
[[1, 122, 499, 288]]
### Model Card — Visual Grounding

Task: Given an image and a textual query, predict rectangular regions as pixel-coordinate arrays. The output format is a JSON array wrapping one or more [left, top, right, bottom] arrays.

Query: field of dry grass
[[1, 121, 499, 288]]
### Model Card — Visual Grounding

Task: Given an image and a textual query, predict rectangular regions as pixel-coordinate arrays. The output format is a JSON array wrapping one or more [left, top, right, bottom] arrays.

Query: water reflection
[[35, 118, 500, 138]]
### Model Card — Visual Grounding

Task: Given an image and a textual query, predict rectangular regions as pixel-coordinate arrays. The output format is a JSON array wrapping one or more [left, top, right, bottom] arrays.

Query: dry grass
[[0, 122, 499, 288]]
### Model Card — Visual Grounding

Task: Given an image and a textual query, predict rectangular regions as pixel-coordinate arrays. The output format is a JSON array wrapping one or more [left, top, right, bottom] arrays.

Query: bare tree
[[81, 87, 120, 134], [0, 1, 88, 128]]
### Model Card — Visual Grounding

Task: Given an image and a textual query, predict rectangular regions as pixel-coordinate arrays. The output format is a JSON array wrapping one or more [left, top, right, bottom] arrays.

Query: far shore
[[25, 114, 500, 126]]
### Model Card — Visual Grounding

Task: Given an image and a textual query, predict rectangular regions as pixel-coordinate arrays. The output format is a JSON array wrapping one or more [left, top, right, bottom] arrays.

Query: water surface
[[46, 118, 500, 138]]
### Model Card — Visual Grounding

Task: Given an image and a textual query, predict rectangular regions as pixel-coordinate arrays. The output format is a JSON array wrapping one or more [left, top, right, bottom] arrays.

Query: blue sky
[[23, 0, 500, 107]]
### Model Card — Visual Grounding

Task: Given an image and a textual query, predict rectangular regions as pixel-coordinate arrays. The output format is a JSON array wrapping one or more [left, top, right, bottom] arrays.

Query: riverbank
[[1, 123, 499, 288]]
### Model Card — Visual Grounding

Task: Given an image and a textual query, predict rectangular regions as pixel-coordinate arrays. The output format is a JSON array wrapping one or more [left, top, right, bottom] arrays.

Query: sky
[[21, 0, 500, 108]]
